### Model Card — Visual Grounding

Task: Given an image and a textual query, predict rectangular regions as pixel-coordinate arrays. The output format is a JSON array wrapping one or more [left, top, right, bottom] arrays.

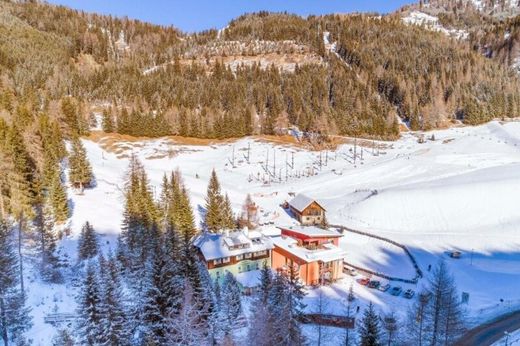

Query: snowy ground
[[493, 328, 520, 346], [26, 120, 520, 343]]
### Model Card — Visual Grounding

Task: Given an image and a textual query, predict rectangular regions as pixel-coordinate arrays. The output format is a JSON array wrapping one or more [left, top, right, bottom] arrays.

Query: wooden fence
[[331, 224, 423, 284]]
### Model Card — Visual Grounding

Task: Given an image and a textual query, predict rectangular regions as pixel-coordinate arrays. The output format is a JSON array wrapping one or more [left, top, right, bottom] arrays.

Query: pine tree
[[69, 136, 93, 191], [204, 169, 223, 232], [0, 219, 32, 346], [77, 222, 99, 261], [358, 302, 382, 346], [76, 263, 103, 345]]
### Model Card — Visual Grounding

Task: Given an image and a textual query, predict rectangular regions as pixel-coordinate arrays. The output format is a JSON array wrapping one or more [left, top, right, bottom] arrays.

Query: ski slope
[[26, 121, 520, 343]]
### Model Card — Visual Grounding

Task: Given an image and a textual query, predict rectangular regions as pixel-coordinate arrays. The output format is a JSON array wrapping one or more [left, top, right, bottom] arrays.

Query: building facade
[[271, 225, 345, 286], [288, 194, 326, 226], [193, 229, 274, 292]]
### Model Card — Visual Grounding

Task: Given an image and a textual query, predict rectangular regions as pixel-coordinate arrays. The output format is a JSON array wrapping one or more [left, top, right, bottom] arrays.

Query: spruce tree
[[287, 265, 306, 344], [49, 172, 69, 223], [248, 261, 273, 345], [76, 263, 103, 345], [0, 219, 32, 346], [36, 201, 62, 283], [101, 109, 114, 133], [166, 280, 207, 346], [5, 125, 35, 293], [52, 329, 75, 346], [141, 245, 183, 345], [205, 169, 223, 232], [221, 194, 236, 229], [221, 272, 242, 333], [77, 222, 99, 261], [358, 302, 382, 346], [99, 253, 130, 345], [69, 136, 93, 191]]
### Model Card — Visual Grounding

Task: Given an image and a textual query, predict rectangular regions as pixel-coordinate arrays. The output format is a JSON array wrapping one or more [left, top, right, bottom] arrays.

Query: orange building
[[271, 225, 345, 286]]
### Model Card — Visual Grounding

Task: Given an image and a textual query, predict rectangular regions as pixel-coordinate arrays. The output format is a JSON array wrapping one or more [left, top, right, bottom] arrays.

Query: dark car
[[390, 286, 402, 296], [404, 289, 415, 299], [368, 280, 381, 289], [378, 283, 391, 292], [358, 278, 370, 286]]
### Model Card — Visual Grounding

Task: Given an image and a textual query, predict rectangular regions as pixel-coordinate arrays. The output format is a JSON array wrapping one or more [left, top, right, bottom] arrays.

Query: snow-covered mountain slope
[[27, 121, 520, 343], [402, 11, 469, 39]]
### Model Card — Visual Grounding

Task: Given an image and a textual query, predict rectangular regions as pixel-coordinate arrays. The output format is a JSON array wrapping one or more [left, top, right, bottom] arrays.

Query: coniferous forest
[[1, 0, 520, 143], [0, 0, 514, 344]]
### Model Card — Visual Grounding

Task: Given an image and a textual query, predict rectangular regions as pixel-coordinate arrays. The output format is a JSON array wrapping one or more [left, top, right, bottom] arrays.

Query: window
[[213, 259, 222, 265], [236, 254, 244, 261], [253, 251, 267, 257], [222, 257, 230, 263], [245, 253, 252, 259]]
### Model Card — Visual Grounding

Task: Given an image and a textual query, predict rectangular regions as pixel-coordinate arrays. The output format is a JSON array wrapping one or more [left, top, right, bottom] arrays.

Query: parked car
[[368, 280, 381, 289], [378, 283, 391, 292], [348, 268, 358, 276], [404, 289, 415, 299], [358, 278, 370, 286], [344, 266, 358, 276], [390, 286, 402, 296]]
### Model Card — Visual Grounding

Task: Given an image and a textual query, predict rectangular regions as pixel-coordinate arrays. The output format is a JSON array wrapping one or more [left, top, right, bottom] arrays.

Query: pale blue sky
[[46, 0, 414, 33]]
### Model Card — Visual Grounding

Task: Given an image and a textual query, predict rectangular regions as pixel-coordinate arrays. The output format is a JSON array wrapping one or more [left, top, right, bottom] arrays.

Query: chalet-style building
[[271, 225, 345, 286], [288, 194, 326, 226], [193, 229, 274, 293]]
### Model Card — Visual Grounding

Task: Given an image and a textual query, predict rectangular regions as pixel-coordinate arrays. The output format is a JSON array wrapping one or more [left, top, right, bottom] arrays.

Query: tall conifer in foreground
[[76, 263, 102, 345], [358, 302, 382, 346], [0, 219, 32, 346]]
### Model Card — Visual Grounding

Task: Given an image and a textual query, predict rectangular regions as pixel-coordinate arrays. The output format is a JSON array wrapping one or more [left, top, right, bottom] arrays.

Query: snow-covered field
[[26, 121, 520, 343], [493, 328, 520, 346]]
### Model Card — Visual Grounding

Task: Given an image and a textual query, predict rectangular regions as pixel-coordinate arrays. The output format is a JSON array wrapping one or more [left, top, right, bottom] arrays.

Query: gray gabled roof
[[288, 193, 325, 213]]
